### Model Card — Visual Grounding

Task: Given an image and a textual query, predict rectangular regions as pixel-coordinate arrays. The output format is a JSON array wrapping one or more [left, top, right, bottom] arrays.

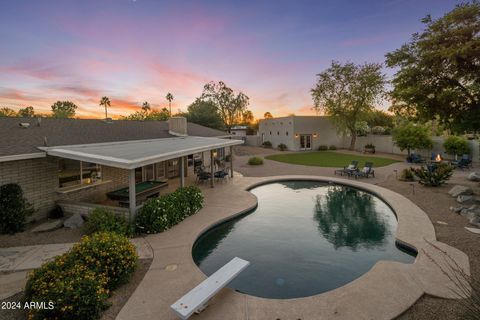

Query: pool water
[[192, 181, 415, 299]]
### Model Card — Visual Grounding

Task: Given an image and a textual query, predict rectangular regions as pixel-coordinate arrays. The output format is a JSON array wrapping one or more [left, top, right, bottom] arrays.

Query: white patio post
[[229, 146, 234, 178], [210, 150, 214, 188], [180, 156, 185, 188], [128, 169, 136, 221]]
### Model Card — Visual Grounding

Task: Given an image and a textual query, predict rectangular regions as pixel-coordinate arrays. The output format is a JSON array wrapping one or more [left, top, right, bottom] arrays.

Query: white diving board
[[171, 257, 250, 319]]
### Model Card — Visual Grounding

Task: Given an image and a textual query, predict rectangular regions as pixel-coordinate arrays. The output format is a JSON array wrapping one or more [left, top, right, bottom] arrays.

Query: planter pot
[[364, 147, 376, 154]]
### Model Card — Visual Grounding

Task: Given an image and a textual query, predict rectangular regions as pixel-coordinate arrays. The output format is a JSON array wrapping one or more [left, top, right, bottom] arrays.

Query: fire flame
[[435, 154, 442, 162]]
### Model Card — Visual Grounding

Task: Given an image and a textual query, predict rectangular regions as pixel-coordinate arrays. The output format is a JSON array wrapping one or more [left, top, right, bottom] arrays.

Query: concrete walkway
[[116, 174, 470, 320], [0, 237, 153, 300]]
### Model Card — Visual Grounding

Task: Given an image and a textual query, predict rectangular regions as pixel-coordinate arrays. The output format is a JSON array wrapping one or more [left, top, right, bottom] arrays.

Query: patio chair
[[353, 162, 375, 179], [451, 154, 472, 170], [214, 169, 229, 181], [196, 170, 211, 183], [334, 160, 359, 176], [407, 153, 425, 164]]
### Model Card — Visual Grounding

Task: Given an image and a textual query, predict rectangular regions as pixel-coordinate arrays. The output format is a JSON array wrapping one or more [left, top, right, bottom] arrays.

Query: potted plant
[[364, 143, 376, 154]]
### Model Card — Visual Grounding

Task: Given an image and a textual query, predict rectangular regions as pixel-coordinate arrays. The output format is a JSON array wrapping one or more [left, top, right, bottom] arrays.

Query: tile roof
[[0, 117, 228, 158]]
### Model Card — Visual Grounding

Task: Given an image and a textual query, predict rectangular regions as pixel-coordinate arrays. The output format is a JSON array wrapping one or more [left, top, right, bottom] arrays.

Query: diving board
[[171, 257, 250, 319]]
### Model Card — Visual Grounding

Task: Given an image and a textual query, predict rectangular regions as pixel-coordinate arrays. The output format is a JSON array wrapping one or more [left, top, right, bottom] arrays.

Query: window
[[270, 131, 272, 135], [277, 131, 280, 135], [286, 131, 289, 136], [58, 159, 102, 188]]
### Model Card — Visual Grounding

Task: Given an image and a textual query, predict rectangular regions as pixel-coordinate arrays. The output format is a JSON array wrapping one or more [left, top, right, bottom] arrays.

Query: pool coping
[[118, 175, 471, 320]]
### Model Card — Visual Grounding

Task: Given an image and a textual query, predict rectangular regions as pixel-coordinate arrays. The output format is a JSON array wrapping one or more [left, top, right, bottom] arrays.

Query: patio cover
[[40, 136, 243, 169]]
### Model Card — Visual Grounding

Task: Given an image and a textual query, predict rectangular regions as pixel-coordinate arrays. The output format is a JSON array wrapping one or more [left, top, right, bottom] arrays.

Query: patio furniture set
[[334, 161, 375, 179], [407, 153, 473, 169]]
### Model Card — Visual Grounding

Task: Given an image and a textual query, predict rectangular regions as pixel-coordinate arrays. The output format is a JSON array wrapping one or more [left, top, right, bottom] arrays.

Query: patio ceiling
[[39, 136, 243, 169]]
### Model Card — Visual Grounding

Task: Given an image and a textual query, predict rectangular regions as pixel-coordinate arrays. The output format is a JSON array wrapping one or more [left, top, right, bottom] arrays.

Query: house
[[258, 116, 342, 151], [0, 117, 242, 220], [230, 125, 249, 138]]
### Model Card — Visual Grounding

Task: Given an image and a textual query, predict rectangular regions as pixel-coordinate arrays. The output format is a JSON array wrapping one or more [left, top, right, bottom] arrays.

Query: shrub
[[411, 163, 454, 186], [371, 126, 386, 135], [278, 143, 288, 151], [70, 232, 138, 290], [443, 136, 470, 157], [248, 156, 263, 165], [135, 186, 203, 234], [84, 207, 132, 236], [318, 145, 328, 151], [0, 183, 32, 234], [329, 145, 337, 150], [25, 232, 137, 320], [399, 168, 415, 181], [262, 141, 272, 148], [365, 143, 375, 149]]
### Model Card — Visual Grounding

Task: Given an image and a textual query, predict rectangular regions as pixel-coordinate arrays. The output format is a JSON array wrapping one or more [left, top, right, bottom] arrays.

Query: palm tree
[[100, 96, 111, 119], [166, 93, 174, 115], [142, 101, 151, 112]]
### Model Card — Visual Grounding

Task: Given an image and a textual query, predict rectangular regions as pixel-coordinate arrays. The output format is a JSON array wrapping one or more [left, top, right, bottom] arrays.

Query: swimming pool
[[192, 180, 415, 299]]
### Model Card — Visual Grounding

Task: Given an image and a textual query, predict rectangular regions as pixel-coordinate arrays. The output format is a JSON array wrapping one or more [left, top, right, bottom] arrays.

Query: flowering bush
[[24, 232, 137, 320], [70, 232, 138, 290], [248, 156, 263, 165], [84, 207, 132, 236], [135, 186, 203, 234]]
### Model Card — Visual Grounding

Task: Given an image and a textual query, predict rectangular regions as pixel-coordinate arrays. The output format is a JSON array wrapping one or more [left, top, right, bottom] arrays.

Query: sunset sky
[[0, 0, 461, 119]]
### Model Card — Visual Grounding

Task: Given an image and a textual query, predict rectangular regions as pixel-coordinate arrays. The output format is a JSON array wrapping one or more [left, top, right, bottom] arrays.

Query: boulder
[[63, 213, 84, 229], [467, 172, 480, 182], [457, 195, 474, 204], [31, 219, 63, 233], [450, 206, 464, 214], [469, 216, 480, 228], [448, 185, 473, 197]]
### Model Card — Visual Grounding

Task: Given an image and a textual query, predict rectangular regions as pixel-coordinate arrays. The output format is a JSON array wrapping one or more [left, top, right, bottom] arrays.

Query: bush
[[371, 126, 386, 135], [443, 136, 470, 157], [262, 141, 272, 148], [318, 145, 328, 151], [25, 232, 137, 320], [399, 168, 415, 181], [70, 232, 138, 290], [248, 156, 263, 165], [84, 208, 132, 236], [329, 145, 337, 150], [0, 183, 32, 234], [411, 163, 454, 186], [278, 143, 288, 151], [135, 186, 203, 234], [365, 143, 375, 149]]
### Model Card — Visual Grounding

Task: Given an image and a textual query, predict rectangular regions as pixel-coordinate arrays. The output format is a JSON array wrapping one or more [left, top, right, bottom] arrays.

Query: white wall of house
[[258, 116, 343, 151]]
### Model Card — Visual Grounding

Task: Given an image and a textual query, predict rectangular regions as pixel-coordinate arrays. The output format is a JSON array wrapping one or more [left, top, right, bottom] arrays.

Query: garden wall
[[350, 135, 479, 163]]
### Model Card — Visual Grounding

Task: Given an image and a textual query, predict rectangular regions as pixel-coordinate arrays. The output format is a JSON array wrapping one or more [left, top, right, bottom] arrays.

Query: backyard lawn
[[265, 151, 399, 168]]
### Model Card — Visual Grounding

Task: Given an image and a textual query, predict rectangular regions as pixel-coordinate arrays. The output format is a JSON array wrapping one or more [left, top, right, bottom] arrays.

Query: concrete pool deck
[[117, 175, 470, 320]]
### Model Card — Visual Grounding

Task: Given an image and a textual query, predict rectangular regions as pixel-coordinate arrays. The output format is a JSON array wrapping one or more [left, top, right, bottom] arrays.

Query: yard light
[[295, 133, 299, 138], [313, 133, 318, 138]]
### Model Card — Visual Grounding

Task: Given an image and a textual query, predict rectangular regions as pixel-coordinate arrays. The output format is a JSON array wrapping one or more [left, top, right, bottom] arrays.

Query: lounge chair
[[353, 162, 375, 179], [214, 169, 229, 181], [334, 160, 358, 176], [407, 153, 425, 164], [451, 154, 472, 170]]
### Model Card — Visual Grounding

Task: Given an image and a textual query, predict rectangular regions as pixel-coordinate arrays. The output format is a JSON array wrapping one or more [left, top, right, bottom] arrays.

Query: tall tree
[[166, 93, 174, 115], [241, 110, 254, 124], [263, 112, 273, 119], [0, 107, 17, 117], [392, 122, 433, 156], [51, 101, 78, 118], [18, 106, 35, 117], [142, 101, 151, 112], [311, 61, 385, 150], [99, 96, 111, 119], [386, 1, 480, 133], [200, 81, 250, 132], [185, 99, 224, 129]]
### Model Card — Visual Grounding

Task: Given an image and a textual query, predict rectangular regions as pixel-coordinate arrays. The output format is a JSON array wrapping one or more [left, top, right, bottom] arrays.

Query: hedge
[[0, 183, 32, 234], [134, 186, 203, 234]]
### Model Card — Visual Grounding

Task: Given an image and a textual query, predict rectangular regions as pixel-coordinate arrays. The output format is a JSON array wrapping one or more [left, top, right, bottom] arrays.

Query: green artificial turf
[[265, 151, 399, 168]]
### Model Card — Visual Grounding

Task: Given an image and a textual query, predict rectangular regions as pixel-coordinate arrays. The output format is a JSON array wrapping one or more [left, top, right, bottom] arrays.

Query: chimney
[[168, 117, 188, 136]]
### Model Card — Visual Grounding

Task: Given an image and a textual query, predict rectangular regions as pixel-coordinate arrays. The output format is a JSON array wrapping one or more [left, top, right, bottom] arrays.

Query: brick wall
[[0, 156, 130, 221]]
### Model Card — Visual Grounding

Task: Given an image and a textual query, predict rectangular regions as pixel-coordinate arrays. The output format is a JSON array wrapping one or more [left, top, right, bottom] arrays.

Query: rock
[[448, 185, 473, 197], [31, 219, 63, 233], [457, 195, 474, 204], [436, 221, 448, 225], [63, 213, 84, 229], [469, 216, 480, 228], [467, 172, 480, 182], [465, 227, 480, 234], [450, 206, 464, 213]]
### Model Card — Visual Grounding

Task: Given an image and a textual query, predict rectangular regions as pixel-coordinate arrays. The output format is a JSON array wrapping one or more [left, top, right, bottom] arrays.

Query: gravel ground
[[0, 259, 152, 320], [234, 146, 480, 320]]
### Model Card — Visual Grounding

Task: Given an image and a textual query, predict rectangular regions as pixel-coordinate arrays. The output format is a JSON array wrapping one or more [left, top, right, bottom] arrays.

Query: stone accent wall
[[0, 156, 130, 221], [57, 200, 130, 219]]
